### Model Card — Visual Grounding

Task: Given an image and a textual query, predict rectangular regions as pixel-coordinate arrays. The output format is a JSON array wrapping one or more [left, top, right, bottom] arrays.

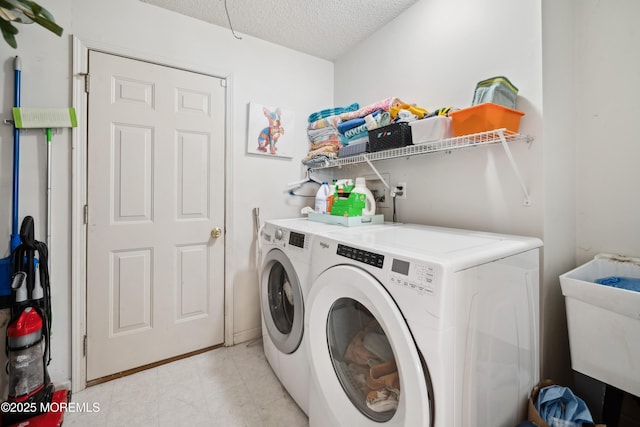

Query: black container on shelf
[[367, 122, 413, 152]]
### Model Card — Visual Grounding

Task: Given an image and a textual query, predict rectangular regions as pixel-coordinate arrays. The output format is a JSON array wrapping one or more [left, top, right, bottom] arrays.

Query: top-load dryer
[[305, 223, 542, 427]]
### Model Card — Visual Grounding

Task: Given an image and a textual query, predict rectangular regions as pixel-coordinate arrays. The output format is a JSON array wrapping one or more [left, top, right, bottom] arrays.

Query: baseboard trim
[[233, 327, 262, 345]]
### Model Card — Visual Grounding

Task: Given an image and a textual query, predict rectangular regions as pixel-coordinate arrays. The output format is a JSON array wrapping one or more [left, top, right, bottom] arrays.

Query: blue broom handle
[[11, 56, 21, 248]]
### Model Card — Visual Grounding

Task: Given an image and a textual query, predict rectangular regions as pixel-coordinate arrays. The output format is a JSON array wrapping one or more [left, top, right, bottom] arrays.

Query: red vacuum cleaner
[[0, 217, 69, 427]]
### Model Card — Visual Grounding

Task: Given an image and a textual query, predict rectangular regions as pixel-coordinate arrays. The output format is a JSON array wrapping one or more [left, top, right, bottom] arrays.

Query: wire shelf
[[309, 129, 532, 170]]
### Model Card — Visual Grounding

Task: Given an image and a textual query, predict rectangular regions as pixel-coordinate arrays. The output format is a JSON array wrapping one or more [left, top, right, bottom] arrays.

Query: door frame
[[70, 36, 236, 392]]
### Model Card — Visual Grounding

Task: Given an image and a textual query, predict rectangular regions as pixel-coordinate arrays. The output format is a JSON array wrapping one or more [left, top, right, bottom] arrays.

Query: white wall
[[332, 0, 571, 379], [540, 0, 576, 384], [541, 0, 640, 384], [334, 0, 543, 238], [0, 0, 74, 391], [0, 0, 333, 387], [333, 0, 640, 386], [574, 0, 640, 265]]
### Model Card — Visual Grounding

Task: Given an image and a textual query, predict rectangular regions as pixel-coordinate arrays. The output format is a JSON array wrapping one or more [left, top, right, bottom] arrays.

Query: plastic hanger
[[286, 169, 322, 197]]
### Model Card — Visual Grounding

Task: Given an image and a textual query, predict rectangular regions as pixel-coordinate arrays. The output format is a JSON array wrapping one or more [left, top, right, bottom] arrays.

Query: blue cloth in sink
[[595, 276, 640, 292]]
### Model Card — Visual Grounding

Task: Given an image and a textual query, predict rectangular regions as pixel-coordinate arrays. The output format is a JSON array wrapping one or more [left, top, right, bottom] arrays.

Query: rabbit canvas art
[[257, 107, 284, 154], [247, 103, 294, 158]]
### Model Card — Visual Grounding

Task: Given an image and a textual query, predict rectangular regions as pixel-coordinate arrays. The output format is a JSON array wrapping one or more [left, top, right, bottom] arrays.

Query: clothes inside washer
[[366, 360, 399, 393], [365, 360, 400, 412], [345, 363, 368, 391], [343, 321, 380, 366], [363, 329, 395, 361], [327, 299, 401, 419], [342, 320, 401, 413], [366, 388, 399, 412]]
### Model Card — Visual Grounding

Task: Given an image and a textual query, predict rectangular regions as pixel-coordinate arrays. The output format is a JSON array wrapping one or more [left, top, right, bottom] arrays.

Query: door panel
[[112, 249, 152, 335], [177, 132, 209, 218], [86, 51, 226, 380], [113, 124, 152, 221]]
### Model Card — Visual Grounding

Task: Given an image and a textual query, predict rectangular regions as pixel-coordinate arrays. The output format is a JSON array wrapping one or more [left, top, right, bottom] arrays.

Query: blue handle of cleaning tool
[[11, 57, 21, 252]]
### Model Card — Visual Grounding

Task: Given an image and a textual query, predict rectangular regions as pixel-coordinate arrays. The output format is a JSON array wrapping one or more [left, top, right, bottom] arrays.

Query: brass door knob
[[211, 227, 222, 238]]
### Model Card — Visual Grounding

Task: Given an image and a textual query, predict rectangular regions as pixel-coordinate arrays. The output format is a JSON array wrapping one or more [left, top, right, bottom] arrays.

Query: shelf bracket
[[497, 129, 531, 206], [363, 156, 391, 189]]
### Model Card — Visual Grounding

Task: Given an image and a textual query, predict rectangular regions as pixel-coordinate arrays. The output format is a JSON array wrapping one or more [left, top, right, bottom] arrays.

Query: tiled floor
[[65, 339, 309, 427]]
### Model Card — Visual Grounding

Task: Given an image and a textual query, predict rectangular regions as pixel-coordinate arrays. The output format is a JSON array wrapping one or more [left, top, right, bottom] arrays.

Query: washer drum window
[[261, 249, 304, 354]]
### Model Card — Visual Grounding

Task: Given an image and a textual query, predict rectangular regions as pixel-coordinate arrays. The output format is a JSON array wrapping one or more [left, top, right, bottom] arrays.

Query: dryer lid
[[321, 224, 541, 269]]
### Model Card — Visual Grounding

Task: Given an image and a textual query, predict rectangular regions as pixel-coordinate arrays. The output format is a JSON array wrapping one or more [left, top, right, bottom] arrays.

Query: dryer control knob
[[275, 229, 284, 241]]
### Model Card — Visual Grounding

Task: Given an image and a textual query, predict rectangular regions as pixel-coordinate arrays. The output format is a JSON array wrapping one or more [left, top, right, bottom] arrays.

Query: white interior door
[[86, 51, 226, 381]]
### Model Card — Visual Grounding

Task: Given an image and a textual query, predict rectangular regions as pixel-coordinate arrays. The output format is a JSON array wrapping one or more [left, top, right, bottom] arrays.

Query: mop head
[[12, 107, 77, 129]]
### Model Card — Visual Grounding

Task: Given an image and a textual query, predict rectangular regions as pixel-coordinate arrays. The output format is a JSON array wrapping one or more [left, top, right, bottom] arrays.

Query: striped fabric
[[307, 103, 360, 123], [338, 97, 402, 121], [307, 115, 342, 131], [338, 110, 381, 134]]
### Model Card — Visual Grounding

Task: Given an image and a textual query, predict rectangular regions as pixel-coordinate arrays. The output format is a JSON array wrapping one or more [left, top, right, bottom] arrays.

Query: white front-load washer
[[259, 218, 341, 414], [305, 224, 542, 427]]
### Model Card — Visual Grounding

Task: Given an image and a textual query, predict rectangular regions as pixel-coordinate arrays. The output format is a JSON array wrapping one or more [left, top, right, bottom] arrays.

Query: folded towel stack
[[304, 97, 427, 166]]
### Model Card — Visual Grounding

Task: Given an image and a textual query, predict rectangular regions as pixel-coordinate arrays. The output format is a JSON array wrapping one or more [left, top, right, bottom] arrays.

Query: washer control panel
[[266, 227, 307, 251], [337, 244, 384, 268], [288, 231, 305, 249], [390, 259, 437, 295], [333, 242, 438, 296]]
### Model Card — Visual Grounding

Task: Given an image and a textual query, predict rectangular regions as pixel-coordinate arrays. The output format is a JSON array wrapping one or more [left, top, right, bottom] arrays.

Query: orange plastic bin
[[449, 102, 524, 136]]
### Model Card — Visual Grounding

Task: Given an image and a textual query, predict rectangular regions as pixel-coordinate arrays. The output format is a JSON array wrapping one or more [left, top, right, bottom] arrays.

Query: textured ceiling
[[139, 0, 419, 61]]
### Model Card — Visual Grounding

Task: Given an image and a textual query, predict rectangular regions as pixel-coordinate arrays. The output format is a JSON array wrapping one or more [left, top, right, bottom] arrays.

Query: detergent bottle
[[327, 180, 337, 213], [352, 177, 376, 216], [314, 182, 331, 214]]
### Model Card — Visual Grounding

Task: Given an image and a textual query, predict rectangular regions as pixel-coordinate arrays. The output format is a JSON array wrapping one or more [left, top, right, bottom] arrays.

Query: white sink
[[560, 254, 640, 397]]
